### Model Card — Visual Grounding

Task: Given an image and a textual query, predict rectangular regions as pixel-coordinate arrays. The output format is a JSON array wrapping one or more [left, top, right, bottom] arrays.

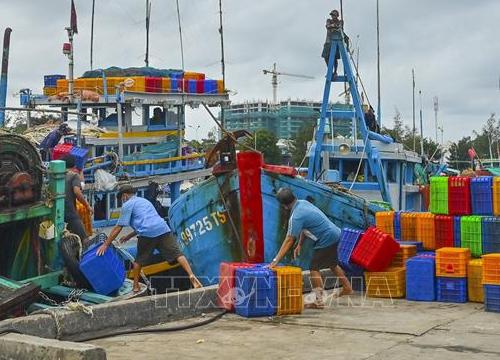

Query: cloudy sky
[[1, 0, 499, 142]]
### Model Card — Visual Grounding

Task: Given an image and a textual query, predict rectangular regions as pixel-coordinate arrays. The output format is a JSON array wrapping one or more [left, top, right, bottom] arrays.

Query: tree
[[448, 136, 473, 170], [290, 123, 315, 167], [242, 128, 282, 164]]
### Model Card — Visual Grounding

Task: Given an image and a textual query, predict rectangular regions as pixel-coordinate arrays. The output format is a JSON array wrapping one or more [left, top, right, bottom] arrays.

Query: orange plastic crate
[[482, 254, 500, 285], [468, 259, 484, 302], [390, 244, 417, 267], [161, 77, 171, 93], [400, 213, 417, 241], [416, 213, 435, 250], [217, 79, 224, 94], [272, 266, 303, 315], [375, 211, 394, 237], [364, 267, 406, 298], [494, 178, 500, 216], [43, 87, 57, 96], [56, 78, 68, 94], [436, 247, 470, 277]]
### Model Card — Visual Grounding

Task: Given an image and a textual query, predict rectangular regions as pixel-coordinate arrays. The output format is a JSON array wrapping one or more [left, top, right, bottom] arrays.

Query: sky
[[1, 0, 500, 143]]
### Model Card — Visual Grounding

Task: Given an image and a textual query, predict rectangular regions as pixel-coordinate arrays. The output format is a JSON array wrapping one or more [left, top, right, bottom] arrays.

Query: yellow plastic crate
[[468, 259, 484, 302], [482, 254, 500, 285], [161, 77, 171, 93], [127, 76, 146, 92], [272, 266, 303, 315], [416, 213, 435, 250], [375, 211, 394, 237], [184, 71, 205, 80], [390, 244, 416, 268], [400, 213, 418, 241], [56, 78, 68, 94], [43, 87, 57, 96], [364, 267, 406, 298], [436, 247, 470, 278], [494, 178, 500, 216], [217, 79, 224, 94]]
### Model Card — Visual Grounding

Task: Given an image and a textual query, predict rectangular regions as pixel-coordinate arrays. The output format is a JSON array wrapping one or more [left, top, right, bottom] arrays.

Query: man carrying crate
[[269, 188, 353, 309]]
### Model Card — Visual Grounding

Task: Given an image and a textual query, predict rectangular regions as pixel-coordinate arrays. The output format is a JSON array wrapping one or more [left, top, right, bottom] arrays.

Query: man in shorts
[[269, 187, 353, 309], [96, 184, 202, 292]]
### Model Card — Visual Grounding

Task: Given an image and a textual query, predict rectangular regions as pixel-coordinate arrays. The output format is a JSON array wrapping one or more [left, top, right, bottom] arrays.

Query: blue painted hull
[[169, 170, 379, 285]]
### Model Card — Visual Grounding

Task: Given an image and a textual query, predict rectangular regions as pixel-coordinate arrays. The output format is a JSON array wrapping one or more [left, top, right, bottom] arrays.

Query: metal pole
[[419, 90, 424, 156], [376, 0, 381, 127], [412, 68, 416, 151], [90, 0, 95, 70], [218, 0, 226, 129], [67, 28, 74, 103], [433, 96, 439, 143], [76, 98, 82, 146], [0, 28, 12, 128], [116, 86, 123, 160], [176, 0, 185, 70], [145, 0, 150, 67]]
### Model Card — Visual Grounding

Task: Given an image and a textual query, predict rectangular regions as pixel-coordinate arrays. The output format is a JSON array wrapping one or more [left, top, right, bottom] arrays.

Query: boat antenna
[[145, 0, 151, 67], [419, 90, 424, 156], [412, 68, 416, 151], [90, 0, 95, 70], [218, 0, 226, 130], [176, 0, 185, 70], [340, 0, 344, 22], [376, 0, 381, 127]]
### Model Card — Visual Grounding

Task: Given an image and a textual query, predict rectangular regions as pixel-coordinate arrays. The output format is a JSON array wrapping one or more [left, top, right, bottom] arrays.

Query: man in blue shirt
[[97, 184, 202, 292], [269, 188, 353, 309], [39, 123, 72, 160]]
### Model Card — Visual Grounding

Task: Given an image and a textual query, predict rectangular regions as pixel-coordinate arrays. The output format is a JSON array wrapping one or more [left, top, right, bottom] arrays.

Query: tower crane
[[262, 63, 314, 104]]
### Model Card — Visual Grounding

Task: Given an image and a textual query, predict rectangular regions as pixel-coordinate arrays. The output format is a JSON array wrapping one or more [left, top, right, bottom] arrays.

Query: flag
[[70, 0, 78, 34], [468, 148, 476, 160]]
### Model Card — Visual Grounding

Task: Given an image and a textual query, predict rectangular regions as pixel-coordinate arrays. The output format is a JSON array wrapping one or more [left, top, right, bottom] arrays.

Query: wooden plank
[[21, 271, 62, 289]]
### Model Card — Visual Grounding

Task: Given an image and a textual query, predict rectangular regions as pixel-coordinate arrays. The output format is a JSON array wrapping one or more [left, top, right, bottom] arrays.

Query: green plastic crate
[[430, 177, 449, 214], [461, 216, 482, 257]]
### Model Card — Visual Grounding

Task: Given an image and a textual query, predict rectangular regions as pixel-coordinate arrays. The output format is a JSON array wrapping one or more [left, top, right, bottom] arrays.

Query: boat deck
[[90, 291, 495, 360]]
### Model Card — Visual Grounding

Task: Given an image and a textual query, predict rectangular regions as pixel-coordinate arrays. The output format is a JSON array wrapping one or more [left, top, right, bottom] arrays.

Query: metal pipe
[[219, 0, 225, 130], [412, 68, 416, 151], [66, 28, 75, 103], [376, 0, 381, 127], [90, 0, 95, 70], [0, 28, 12, 127], [419, 90, 424, 156], [116, 86, 124, 160]]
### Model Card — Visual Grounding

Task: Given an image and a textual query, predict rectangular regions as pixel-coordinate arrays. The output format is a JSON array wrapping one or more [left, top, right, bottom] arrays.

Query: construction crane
[[263, 63, 314, 104]]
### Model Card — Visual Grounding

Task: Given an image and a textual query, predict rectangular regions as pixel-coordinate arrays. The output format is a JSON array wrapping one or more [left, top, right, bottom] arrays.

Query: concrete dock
[[90, 291, 500, 360]]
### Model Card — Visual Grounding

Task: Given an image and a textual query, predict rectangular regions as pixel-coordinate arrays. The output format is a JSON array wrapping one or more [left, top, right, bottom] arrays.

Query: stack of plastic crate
[[471, 176, 493, 215], [337, 228, 364, 274], [453, 216, 462, 247], [448, 176, 471, 215], [272, 266, 303, 315], [235, 266, 277, 317], [390, 244, 417, 268], [415, 213, 436, 250], [461, 216, 483, 257], [364, 267, 406, 298], [217, 262, 255, 311], [434, 215, 455, 249], [481, 217, 500, 254], [351, 227, 400, 272], [375, 211, 394, 237], [400, 213, 417, 241], [406, 254, 436, 301], [435, 247, 470, 303], [467, 259, 484, 303], [430, 176, 449, 215], [482, 254, 500, 312], [396, 240, 423, 252], [394, 211, 402, 240], [493, 177, 500, 216]]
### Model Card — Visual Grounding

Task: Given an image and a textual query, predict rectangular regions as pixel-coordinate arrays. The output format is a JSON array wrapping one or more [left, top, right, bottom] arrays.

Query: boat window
[[386, 161, 397, 183], [342, 160, 364, 182], [110, 193, 116, 209], [93, 193, 107, 221]]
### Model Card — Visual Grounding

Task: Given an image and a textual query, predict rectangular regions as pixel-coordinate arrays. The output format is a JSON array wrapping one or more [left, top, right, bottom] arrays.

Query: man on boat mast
[[322, 9, 350, 79], [269, 188, 353, 309]]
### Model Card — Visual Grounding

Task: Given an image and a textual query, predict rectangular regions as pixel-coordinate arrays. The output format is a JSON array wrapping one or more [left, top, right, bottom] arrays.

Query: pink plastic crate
[[52, 143, 73, 160], [217, 262, 254, 311], [351, 226, 400, 271]]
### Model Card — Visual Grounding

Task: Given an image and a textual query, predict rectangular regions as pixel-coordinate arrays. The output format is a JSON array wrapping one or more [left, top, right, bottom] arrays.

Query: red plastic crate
[[196, 79, 204, 93], [217, 262, 254, 311], [262, 164, 298, 177], [351, 226, 400, 271], [448, 176, 471, 215], [435, 215, 455, 249], [52, 143, 73, 160], [145, 77, 162, 93]]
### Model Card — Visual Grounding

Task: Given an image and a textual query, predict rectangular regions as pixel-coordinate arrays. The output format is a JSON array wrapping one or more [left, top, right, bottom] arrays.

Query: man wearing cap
[[96, 184, 202, 292], [269, 187, 353, 309], [39, 123, 73, 161]]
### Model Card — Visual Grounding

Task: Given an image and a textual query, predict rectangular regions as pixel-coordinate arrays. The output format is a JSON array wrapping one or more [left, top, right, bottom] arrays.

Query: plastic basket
[[272, 266, 303, 315], [337, 228, 364, 274], [390, 244, 417, 268], [482, 254, 500, 285], [467, 259, 484, 303], [217, 262, 255, 311], [493, 177, 500, 216], [430, 177, 449, 215], [52, 143, 73, 161], [375, 211, 394, 237], [235, 267, 277, 317], [453, 216, 461, 247], [471, 176, 493, 215], [351, 227, 400, 272], [484, 284, 500, 312], [416, 213, 435, 250], [436, 277, 467, 303], [396, 240, 423, 252], [460, 216, 483, 257], [434, 215, 455, 249], [394, 211, 402, 240], [481, 217, 500, 254], [70, 146, 89, 170], [79, 242, 126, 295], [448, 176, 471, 215], [406, 256, 436, 301], [364, 267, 405, 298], [400, 212, 417, 241], [435, 247, 470, 278]]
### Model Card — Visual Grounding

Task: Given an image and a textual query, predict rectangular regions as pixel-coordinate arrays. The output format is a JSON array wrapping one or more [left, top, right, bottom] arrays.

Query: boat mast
[[376, 0, 381, 127], [0, 28, 12, 128], [90, 0, 95, 70], [176, 0, 185, 70], [419, 90, 424, 156], [412, 68, 416, 151], [145, 0, 151, 67], [175, 0, 185, 156], [219, 0, 226, 128]]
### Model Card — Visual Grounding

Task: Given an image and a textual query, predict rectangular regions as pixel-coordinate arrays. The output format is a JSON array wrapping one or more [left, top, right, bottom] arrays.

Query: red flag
[[70, 0, 78, 34], [468, 148, 476, 160]]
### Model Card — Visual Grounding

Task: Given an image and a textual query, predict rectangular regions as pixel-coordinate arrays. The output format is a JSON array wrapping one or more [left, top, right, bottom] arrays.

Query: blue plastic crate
[[79, 242, 126, 295], [44, 74, 65, 87], [170, 78, 181, 92], [482, 217, 500, 254], [406, 255, 436, 301], [397, 240, 423, 252], [453, 216, 461, 247], [70, 146, 89, 170], [235, 267, 277, 317], [417, 251, 435, 257], [484, 284, 500, 313], [436, 277, 467, 303], [394, 211, 402, 240], [338, 228, 363, 274], [471, 176, 493, 215], [203, 79, 217, 94]]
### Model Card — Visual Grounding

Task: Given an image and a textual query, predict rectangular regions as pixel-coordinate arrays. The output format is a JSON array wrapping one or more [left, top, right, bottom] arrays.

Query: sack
[[94, 169, 117, 191]]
